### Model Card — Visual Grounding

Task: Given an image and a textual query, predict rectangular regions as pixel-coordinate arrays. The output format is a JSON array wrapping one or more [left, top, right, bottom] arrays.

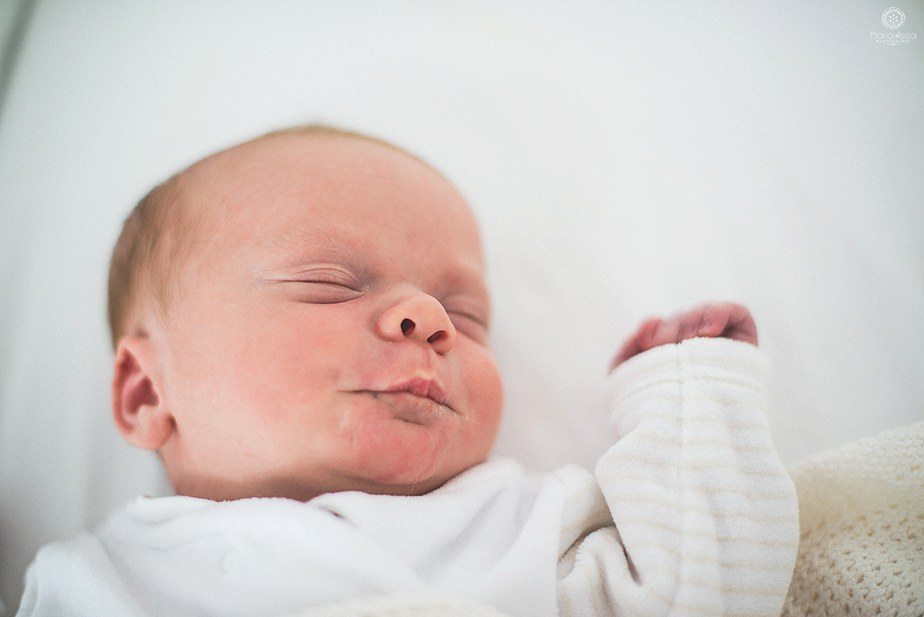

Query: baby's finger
[[698, 302, 758, 345], [678, 306, 708, 341], [721, 303, 758, 345], [697, 305, 731, 337], [609, 317, 661, 370], [610, 337, 641, 371], [651, 317, 682, 346], [636, 317, 663, 349]]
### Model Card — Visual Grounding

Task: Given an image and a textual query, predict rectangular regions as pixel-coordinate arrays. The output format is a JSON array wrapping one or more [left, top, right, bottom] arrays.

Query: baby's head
[[108, 126, 503, 502]]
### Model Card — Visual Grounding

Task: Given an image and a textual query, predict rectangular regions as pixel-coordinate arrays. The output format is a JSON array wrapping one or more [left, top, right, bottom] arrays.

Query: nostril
[[427, 330, 448, 344], [400, 319, 415, 336]]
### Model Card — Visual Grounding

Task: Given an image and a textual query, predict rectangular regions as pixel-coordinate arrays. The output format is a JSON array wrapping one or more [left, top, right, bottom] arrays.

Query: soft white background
[[1, 1, 922, 612]]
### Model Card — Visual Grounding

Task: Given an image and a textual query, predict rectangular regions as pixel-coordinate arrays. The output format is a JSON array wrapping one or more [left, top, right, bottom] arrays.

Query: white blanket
[[16, 338, 797, 616]]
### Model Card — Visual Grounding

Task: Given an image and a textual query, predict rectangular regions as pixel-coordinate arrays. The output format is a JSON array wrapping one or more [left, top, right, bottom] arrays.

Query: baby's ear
[[112, 335, 175, 450]]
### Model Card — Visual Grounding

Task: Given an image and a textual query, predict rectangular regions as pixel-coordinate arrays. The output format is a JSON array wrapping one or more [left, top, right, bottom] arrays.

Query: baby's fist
[[610, 302, 757, 371]]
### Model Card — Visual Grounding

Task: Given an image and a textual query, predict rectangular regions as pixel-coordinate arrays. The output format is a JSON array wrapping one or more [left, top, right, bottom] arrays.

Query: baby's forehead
[[176, 134, 484, 266]]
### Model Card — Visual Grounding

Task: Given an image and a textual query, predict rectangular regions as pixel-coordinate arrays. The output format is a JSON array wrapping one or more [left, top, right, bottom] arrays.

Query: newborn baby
[[18, 126, 797, 616]]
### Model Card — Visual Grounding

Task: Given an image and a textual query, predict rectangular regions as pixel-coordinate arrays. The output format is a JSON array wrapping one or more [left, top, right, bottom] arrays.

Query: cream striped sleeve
[[557, 337, 798, 617]]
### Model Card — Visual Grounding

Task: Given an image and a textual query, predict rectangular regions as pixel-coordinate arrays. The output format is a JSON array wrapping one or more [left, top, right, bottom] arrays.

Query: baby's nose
[[377, 293, 456, 354]]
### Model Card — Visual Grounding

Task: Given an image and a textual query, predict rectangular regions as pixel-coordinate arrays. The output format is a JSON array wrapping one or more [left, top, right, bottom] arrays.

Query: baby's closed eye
[[448, 310, 485, 327], [444, 305, 490, 341], [292, 280, 364, 303], [273, 265, 365, 303]]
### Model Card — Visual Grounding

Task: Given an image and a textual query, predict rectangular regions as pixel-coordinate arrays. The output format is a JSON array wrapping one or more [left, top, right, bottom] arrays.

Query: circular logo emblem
[[882, 7, 906, 30]]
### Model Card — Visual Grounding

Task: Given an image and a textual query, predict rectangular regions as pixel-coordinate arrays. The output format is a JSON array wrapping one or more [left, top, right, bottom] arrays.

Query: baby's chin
[[308, 390, 479, 493], [167, 453, 466, 503], [331, 409, 472, 493]]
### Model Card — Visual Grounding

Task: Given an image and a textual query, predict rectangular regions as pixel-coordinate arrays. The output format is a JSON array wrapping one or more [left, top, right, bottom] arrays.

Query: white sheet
[[1, 1, 922, 612]]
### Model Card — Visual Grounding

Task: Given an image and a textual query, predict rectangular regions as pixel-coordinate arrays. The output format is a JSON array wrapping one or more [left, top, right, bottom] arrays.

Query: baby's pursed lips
[[379, 376, 448, 406]]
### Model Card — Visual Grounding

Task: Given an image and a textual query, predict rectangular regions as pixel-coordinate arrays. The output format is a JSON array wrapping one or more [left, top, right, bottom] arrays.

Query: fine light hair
[[106, 123, 442, 351]]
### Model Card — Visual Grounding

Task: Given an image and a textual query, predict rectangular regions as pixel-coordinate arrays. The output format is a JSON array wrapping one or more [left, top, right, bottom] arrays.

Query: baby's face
[[153, 135, 502, 501]]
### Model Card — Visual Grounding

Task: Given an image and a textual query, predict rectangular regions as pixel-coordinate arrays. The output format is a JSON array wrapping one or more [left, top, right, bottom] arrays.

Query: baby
[[18, 126, 797, 616]]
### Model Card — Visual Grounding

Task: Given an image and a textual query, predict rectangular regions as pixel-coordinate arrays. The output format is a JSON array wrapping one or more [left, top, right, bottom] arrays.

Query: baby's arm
[[558, 303, 797, 617]]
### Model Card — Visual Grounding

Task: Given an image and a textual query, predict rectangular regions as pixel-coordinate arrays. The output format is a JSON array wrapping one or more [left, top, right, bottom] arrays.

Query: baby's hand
[[610, 302, 757, 371]]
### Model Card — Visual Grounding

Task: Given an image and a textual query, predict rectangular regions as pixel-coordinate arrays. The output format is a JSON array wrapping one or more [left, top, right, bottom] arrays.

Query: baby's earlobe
[[127, 405, 175, 450]]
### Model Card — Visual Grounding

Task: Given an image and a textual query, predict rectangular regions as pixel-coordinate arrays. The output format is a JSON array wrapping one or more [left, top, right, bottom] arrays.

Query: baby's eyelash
[[298, 280, 359, 290], [287, 266, 362, 289], [448, 311, 487, 328], [284, 279, 364, 305]]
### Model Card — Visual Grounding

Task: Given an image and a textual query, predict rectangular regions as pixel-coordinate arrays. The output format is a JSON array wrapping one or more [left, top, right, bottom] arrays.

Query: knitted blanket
[[782, 421, 923, 617]]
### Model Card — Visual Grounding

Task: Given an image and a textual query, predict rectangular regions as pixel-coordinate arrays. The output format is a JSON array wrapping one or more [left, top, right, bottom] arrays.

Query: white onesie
[[17, 337, 798, 616]]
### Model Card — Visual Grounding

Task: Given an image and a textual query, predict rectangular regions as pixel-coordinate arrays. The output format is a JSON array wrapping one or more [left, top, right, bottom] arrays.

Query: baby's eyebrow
[[446, 269, 489, 299], [263, 226, 372, 261]]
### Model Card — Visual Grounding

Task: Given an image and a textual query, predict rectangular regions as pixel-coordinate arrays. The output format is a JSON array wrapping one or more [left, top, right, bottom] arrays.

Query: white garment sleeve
[[557, 337, 798, 617]]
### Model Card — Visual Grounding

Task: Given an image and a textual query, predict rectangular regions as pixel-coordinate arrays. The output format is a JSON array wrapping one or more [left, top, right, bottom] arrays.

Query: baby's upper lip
[[378, 377, 448, 406]]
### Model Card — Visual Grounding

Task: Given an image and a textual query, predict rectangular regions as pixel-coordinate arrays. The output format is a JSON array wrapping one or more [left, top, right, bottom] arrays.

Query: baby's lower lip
[[366, 391, 453, 426]]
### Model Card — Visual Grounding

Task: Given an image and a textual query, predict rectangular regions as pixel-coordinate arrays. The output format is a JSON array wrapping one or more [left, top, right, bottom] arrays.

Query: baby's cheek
[[235, 323, 339, 406], [463, 349, 504, 440]]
